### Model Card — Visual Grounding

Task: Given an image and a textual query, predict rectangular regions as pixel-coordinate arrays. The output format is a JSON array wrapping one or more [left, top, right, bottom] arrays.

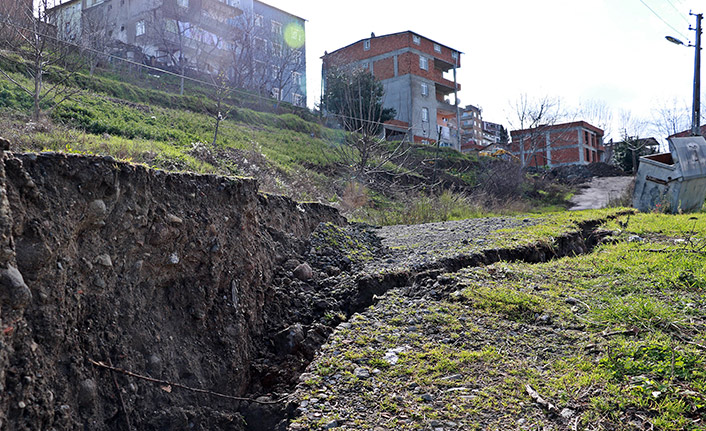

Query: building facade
[[321, 31, 462, 149], [49, 0, 307, 106], [509, 121, 604, 167], [459, 104, 483, 152], [482, 121, 505, 146]]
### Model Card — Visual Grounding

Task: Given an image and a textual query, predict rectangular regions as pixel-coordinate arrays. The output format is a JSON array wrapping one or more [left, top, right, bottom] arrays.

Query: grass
[[291, 212, 706, 430]]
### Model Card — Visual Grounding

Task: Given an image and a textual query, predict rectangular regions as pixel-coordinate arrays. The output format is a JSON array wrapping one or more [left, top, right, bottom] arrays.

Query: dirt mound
[[545, 162, 627, 185], [0, 151, 347, 431]]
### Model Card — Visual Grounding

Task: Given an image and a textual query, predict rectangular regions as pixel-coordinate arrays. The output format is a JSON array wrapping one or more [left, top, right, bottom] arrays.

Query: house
[[321, 31, 462, 149], [669, 124, 706, 139], [509, 121, 604, 167], [482, 121, 506, 146], [48, 0, 307, 106]]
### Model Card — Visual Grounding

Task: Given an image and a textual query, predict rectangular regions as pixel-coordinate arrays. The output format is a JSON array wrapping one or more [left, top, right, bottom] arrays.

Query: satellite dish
[[665, 35, 685, 45]]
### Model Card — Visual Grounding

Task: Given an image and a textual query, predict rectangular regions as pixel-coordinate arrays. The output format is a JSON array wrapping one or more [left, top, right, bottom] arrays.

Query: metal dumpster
[[633, 135, 706, 213]]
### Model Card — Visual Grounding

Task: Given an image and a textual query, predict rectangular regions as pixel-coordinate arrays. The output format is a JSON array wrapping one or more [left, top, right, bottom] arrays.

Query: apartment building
[[509, 121, 605, 167], [459, 104, 483, 152], [482, 121, 505, 146], [321, 31, 462, 149], [49, 0, 307, 106]]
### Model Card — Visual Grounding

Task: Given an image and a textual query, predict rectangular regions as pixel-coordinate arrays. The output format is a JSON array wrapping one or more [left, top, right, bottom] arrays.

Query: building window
[[292, 71, 301, 85], [421, 82, 428, 96], [136, 20, 145, 36], [293, 93, 304, 106], [177, 0, 188, 7], [422, 139, 429, 145], [271, 20, 282, 35], [254, 14, 263, 27], [272, 42, 282, 57], [293, 49, 302, 64], [412, 35, 421, 45], [434, 43, 441, 53], [272, 87, 280, 100], [363, 39, 370, 50], [254, 37, 266, 50], [421, 107, 429, 122], [419, 55, 428, 70], [451, 51, 458, 60], [271, 66, 279, 80]]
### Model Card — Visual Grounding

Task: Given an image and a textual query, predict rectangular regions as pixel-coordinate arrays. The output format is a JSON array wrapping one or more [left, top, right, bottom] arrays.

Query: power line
[[637, 0, 690, 40], [664, 0, 691, 25]]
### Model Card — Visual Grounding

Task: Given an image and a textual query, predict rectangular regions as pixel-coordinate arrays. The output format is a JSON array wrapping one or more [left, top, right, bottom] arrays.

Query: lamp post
[[666, 11, 702, 136]]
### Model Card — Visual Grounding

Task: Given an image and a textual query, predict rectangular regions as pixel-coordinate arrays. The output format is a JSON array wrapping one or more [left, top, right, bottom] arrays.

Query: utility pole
[[691, 11, 702, 136]]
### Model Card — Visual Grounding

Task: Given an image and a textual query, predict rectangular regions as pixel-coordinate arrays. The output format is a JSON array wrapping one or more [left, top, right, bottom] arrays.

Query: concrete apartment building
[[459, 104, 483, 152], [509, 121, 605, 167], [482, 121, 505, 146], [49, 0, 307, 106], [321, 31, 462, 149]]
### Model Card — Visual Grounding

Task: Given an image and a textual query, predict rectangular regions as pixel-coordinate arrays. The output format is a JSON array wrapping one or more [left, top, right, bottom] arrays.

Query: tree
[[0, 0, 81, 121], [652, 97, 690, 138], [576, 99, 613, 139], [613, 111, 656, 173], [322, 67, 401, 178], [506, 94, 565, 167]]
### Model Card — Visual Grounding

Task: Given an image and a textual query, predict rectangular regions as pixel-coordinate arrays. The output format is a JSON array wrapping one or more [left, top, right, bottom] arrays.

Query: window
[[422, 139, 430, 145], [177, 0, 188, 7], [271, 66, 279, 80], [412, 35, 421, 45], [293, 93, 304, 106], [292, 71, 301, 85], [254, 37, 266, 50], [254, 14, 263, 27], [135, 20, 145, 36], [363, 39, 370, 50], [271, 20, 282, 35], [421, 82, 428, 96], [451, 51, 458, 60], [293, 50, 302, 64], [272, 87, 280, 100], [419, 55, 428, 70], [272, 42, 282, 57], [434, 43, 441, 53], [421, 107, 429, 122]]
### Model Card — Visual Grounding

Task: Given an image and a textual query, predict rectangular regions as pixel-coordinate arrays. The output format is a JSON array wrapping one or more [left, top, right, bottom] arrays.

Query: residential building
[[48, 0, 307, 106], [509, 121, 605, 167], [482, 121, 505, 146], [321, 31, 462, 149], [459, 104, 483, 152]]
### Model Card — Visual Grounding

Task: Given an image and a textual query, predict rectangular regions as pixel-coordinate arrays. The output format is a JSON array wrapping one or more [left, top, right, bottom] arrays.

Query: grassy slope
[[292, 212, 706, 430]]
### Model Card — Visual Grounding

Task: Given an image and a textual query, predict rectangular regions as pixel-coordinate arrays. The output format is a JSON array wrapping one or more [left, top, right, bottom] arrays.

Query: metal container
[[633, 135, 706, 213]]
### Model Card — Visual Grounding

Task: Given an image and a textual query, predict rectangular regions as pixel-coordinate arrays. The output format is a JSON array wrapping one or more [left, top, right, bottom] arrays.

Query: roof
[[511, 120, 604, 136], [669, 124, 706, 139], [322, 30, 463, 59]]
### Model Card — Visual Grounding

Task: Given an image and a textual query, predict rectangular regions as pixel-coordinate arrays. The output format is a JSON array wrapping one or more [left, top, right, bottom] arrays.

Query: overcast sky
[[266, 0, 703, 140]]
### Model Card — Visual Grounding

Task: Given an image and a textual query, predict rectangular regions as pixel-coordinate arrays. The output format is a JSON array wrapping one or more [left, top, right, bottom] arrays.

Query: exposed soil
[[0, 150, 631, 431]]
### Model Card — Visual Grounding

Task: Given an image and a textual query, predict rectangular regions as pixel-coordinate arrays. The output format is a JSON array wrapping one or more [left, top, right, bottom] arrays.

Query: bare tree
[[616, 110, 653, 173], [506, 94, 565, 167], [577, 98, 614, 140], [652, 97, 690, 139], [0, 0, 81, 121]]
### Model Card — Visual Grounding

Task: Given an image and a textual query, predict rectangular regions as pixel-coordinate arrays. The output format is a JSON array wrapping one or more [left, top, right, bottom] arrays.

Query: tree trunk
[[33, 53, 42, 121]]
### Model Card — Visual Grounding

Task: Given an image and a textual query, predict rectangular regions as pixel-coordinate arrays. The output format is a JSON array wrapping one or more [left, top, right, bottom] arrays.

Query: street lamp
[[666, 11, 702, 136]]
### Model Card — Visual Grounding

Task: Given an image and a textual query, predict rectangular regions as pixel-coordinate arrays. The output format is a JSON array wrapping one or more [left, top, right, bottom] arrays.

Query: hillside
[[0, 64, 573, 224]]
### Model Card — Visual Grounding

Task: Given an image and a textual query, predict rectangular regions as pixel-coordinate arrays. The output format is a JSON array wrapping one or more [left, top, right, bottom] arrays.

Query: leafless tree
[[506, 94, 565, 167], [0, 0, 81, 121], [576, 98, 614, 139], [617, 110, 653, 173], [651, 97, 690, 139]]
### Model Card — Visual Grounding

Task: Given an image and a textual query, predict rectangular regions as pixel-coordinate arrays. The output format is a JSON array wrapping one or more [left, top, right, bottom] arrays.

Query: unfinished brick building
[[510, 121, 605, 167], [322, 31, 462, 149]]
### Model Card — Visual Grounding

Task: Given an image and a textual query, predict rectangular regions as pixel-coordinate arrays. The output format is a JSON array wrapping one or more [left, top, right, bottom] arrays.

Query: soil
[[0, 150, 629, 431]]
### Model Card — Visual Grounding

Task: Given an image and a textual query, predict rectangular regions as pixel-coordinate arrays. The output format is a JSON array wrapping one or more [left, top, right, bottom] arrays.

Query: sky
[[265, 0, 703, 140]]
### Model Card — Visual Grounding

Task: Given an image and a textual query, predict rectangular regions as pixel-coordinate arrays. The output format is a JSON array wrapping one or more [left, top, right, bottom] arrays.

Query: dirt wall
[[0, 152, 344, 431]]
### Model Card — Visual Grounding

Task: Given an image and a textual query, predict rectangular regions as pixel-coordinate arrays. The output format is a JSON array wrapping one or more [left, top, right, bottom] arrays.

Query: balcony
[[202, 0, 244, 18]]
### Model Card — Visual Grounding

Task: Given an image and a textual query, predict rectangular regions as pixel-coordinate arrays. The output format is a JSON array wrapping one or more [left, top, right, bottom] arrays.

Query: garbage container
[[633, 135, 706, 213]]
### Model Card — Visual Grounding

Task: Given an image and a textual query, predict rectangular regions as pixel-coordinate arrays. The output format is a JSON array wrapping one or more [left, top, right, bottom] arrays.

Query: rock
[[93, 277, 106, 289], [293, 263, 313, 281], [167, 253, 179, 265], [147, 354, 162, 373], [560, 408, 575, 419], [354, 367, 370, 379], [274, 324, 305, 355], [94, 254, 112, 267], [0, 265, 32, 310], [628, 235, 644, 243], [324, 420, 338, 429], [167, 213, 183, 224], [0, 136, 10, 151], [421, 393, 434, 402], [283, 258, 300, 271], [78, 379, 97, 407], [88, 199, 107, 221]]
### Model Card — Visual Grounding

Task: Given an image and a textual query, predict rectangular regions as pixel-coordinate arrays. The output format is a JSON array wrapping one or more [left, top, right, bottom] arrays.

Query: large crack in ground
[[240, 212, 632, 430]]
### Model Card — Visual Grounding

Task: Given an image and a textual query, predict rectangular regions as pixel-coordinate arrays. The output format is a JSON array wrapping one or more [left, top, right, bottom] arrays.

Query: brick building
[[322, 31, 462, 149], [509, 121, 604, 167], [460, 104, 483, 152]]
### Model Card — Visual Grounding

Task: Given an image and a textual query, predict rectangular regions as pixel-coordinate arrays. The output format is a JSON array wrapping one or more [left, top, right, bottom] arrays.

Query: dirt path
[[569, 176, 634, 211]]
